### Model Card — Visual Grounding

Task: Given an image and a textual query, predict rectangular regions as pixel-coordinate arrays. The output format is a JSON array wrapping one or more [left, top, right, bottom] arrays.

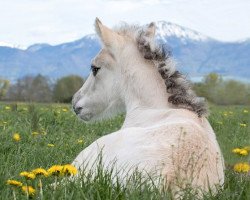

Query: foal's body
[[72, 18, 224, 196], [73, 108, 223, 193]]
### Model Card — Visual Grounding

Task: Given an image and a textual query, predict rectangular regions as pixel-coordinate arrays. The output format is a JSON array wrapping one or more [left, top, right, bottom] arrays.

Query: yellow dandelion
[[234, 162, 250, 173], [62, 108, 68, 112], [20, 171, 29, 176], [32, 168, 48, 177], [234, 163, 242, 172], [77, 139, 84, 144], [22, 186, 36, 196], [20, 172, 36, 180], [47, 144, 55, 147], [47, 165, 63, 176], [243, 109, 249, 113], [31, 131, 39, 136], [5, 106, 11, 110], [232, 148, 241, 154], [6, 180, 22, 187], [13, 133, 21, 142], [61, 164, 78, 176], [239, 149, 248, 156], [240, 123, 247, 127]]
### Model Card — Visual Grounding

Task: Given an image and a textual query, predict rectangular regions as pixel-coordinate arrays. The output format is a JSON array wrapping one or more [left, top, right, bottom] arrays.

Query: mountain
[[155, 22, 250, 80], [156, 21, 209, 42], [0, 21, 249, 82], [0, 35, 100, 82]]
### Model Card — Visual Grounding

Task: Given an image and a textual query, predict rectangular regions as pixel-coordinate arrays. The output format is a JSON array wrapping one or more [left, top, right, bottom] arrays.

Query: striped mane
[[115, 23, 208, 117]]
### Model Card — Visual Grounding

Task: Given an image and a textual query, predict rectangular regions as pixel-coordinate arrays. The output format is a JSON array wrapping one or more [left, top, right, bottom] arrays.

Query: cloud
[[0, 0, 249, 47]]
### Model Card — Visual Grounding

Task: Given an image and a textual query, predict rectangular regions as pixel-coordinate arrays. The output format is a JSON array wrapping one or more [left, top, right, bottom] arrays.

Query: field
[[0, 103, 249, 199]]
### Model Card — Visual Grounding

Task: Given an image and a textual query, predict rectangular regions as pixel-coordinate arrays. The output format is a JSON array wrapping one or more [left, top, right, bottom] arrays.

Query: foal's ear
[[145, 22, 156, 39], [95, 18, 123, 51]]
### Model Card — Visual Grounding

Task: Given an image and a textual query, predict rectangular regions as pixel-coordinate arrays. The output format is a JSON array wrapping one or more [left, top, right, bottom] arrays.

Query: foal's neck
[[122, 61, 172, 128], [122, 108, 172, 128]]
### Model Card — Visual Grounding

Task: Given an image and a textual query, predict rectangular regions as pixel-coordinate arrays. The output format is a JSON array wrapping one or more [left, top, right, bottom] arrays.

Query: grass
[[0, 102, 249, 199]]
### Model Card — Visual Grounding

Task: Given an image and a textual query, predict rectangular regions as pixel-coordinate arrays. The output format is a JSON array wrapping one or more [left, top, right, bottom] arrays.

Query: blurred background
[[0, 0, 250, 105]]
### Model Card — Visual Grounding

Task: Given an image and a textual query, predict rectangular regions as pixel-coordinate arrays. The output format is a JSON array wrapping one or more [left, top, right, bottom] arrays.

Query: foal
[[72, 18, 224, 196]]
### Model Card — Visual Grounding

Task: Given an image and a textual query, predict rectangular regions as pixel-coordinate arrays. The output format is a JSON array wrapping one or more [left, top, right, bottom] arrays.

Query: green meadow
[[0, 103, 249, 199]]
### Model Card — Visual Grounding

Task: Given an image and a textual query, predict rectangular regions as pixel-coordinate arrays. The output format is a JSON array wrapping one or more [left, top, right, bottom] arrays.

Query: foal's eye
[[91, 65, 100, 76]]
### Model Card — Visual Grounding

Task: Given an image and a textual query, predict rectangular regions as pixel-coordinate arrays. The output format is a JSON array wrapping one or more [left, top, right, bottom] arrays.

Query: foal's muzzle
[[73, 105, 83, 115]]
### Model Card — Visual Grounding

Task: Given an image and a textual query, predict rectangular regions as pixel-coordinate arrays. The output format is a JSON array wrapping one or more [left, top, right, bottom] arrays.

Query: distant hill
[[0, 21, 249, 82]]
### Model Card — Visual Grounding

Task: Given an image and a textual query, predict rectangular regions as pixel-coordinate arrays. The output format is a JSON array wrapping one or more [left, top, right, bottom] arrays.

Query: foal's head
[[72, 18, 145, 121]]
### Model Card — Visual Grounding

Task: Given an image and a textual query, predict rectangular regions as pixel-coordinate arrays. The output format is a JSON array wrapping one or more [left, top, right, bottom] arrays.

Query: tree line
[[193, 73, 250, 105], [0, 73, 249, 105], [0, 74, 84, 103]]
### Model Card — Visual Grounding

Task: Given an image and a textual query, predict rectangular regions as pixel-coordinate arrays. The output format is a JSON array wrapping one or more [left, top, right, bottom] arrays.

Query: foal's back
[[72, 109, 224, 195]]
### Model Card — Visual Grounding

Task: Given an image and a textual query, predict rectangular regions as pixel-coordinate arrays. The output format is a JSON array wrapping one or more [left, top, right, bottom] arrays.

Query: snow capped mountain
[[156, 21, 209, 42], [0, 21, 249, 82]]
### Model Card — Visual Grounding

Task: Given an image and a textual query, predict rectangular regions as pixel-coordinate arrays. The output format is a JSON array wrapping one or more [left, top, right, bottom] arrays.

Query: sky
[[0, 0, 250, 48]]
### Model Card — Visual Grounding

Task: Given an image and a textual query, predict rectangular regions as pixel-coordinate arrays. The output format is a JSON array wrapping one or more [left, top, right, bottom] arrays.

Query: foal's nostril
[[74, 106, 83, 115]]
